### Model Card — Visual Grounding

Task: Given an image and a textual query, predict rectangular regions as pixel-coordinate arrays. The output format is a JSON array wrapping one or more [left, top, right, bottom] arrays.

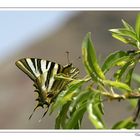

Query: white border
[[0, 0, 140, 8], [0, 130, 139, 140], [0, 4, 140, 140], [0, 7, 140, 11]]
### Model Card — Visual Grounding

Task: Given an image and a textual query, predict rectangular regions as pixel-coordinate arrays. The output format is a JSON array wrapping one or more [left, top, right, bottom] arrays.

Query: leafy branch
[[47, 14, 140, 129]]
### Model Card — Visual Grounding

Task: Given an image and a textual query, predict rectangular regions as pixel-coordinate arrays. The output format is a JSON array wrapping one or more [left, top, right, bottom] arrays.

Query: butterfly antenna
[[28, 105, 39, 120], [66, 51, 70, 64]]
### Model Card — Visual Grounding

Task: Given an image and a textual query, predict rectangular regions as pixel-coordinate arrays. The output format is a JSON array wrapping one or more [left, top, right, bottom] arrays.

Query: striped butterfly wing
[[16, 58, 79, 119]]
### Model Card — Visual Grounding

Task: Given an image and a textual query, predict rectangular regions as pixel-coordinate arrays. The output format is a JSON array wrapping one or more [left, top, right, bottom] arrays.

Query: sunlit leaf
[[55, 102, 71, 129], [82, 32, 105, 81], [125, 65, 135, 86], [114, 58, 137, 85], [135, 13, 140, 40], [103, 80, 132, 92], [111, 33, 137, 46], [50, 79, 85, 113], [132, 73, 140, 84], [65, 103, 86, 129], [87, 93, 105, 129], [112, 117, 138, 129], [70, 89, 91, 113], [102, 51, 129, 73], [109, 28, 137, 41], [128, 99, 137, 108], [122, 19, 135, 32]]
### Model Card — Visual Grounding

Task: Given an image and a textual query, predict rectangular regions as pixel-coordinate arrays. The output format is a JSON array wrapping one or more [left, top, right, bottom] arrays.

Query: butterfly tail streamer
[[42, 107, 49, 118], [38, 107, 49, 123], [29, 105, 40, 120]]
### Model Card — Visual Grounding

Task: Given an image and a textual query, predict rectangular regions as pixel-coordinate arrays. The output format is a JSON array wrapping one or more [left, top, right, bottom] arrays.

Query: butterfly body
[[15, 58, 79, 118]]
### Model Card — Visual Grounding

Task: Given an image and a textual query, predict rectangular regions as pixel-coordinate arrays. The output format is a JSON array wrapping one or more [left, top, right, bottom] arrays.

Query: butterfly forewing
[[16, 58, 79, 118]]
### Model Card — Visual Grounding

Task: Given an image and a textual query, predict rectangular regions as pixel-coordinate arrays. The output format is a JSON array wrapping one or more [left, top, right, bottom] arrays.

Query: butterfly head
[[63, 63, 79, 77]]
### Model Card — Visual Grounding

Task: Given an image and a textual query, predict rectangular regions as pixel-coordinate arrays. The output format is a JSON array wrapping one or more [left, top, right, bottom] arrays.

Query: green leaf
[[125, 65, 135, 86], [65, 89, 92, 129], [114, 58, 137, 84], [122, 19, 135, 32], [103, 80, 132, 92], [82, 32, 105, 81], [102, 51, 129, 73], [133, 73, 140, 84], [70, 89, 91, 113], [111, 33, 137, 46], [128, 99, 137, 108], [87, 94, 105, 129], [50, 79, 85, 113], [109, 28, 137, 41], [55, 102, 71, 129], [135, 13, 140, 40], [65, 103, 86, 129], [112, 117, 138, 129]]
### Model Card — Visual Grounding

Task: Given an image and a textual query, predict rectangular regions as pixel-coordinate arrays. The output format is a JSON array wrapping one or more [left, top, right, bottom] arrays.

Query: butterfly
[[15, 58, 79, 119]]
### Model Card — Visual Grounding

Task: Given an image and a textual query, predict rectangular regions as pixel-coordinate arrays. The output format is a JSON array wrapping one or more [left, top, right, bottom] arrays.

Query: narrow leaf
[[112, 117, 138, 129], [109, 28, 137, 41], [65, 103, 86, 129], [133, 73, 140, 84], [135, 13, 140, 40], [128, 99, 137, 108], [82, 32, 105, 80], [70, 89, 91, 113], [50, 80, 85, 113], [114, 60, 133, 81], [125, 65, 135, 86], [55, 102, 71, 129], [87, 94, 105, 129], [102, 51, 129, 73], [122, 19, 135, 32], [103, 80, 132, 92], [112, 33, 137, 46]]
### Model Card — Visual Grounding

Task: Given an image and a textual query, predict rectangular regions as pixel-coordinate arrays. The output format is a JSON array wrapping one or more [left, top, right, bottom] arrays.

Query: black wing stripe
[[26, 59, 40, 78], [51, 64, 62, 90], [16, 59, 38, 81], [44, 61, 52, 88], [45, 62, 55, 88], [31, 58, 36, 70], [47, 63, 59, 92], [16, 60, 36, 81], [37, 59, 42, 74]]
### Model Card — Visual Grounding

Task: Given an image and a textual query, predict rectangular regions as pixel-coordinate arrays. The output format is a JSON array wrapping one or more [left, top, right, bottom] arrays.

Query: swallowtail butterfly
[[15, 58, 79, 119]]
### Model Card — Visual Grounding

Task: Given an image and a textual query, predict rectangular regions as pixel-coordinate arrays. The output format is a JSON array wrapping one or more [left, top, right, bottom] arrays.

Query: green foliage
[[112, 117, 138, 129], [48, 13, 140, 129], [109, 14, 140, 49], [82, 32, 106, 81], [18, 13, 140, 129]]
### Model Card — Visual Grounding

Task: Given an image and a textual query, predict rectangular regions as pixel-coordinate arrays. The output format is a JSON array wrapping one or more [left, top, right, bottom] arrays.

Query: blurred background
[[0, 11, 139, 129]]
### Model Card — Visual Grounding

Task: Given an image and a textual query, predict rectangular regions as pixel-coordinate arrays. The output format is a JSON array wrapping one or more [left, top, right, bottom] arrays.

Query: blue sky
[[0, 11, 76, 62]]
